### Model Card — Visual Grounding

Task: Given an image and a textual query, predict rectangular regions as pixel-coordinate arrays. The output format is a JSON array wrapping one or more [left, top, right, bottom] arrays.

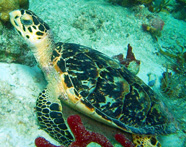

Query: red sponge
[[67, 115, 113, 147], [35, 136, 64, 147], [115, 134, 135, 147]]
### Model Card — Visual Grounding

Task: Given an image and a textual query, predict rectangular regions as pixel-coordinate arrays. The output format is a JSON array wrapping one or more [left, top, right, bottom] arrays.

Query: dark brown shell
[[51, 42, 176, 135]]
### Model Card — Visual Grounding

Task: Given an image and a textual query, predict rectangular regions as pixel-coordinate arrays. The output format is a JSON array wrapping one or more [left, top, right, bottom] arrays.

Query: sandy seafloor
[[0, 0, 186, 146]]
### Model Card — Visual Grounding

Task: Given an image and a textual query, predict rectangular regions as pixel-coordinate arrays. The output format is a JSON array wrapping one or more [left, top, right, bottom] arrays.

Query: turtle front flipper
[[132, 134, 161, 147], [36, 88, 74, 146]]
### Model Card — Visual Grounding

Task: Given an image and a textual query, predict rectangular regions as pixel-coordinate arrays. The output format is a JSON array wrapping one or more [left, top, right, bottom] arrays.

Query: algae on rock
[[0, 0, 29, 23], [0, 25, 36, 66]]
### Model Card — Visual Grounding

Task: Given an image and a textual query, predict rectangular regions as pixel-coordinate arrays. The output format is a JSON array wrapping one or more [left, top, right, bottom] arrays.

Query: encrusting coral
[[0, 0, 29, 23], [35, 115, 135, 147]]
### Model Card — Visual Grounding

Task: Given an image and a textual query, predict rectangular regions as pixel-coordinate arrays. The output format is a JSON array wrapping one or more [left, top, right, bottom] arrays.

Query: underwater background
[[0, 0, 186, 146]]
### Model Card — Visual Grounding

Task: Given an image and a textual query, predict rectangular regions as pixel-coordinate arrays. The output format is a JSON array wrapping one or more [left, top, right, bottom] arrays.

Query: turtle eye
[[20, 14, 33, 25], [21, 18, 33, 25]]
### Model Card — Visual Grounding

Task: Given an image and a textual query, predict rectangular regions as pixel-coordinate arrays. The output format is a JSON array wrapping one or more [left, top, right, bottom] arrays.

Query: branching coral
[[0, 0, 29, 23], [35, 115, 135, 147], [67, 115, 113, 147], [35, 115, 113, 147]]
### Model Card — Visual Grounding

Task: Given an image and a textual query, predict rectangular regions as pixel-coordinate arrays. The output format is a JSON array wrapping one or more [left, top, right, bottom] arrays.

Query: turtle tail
[[35, 88, 74, 146]]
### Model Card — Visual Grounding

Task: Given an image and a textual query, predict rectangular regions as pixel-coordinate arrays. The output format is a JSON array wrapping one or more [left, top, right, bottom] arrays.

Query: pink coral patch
[[67, 115, 113, 147], [35, 115, 135, 147], [115, 134, 135, 147], [35, 137, 64, 147]]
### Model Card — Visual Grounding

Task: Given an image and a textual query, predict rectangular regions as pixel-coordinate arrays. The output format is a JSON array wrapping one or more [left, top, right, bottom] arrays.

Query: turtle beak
[[9, 11, 15, 26], [9, 10, 21, 27]]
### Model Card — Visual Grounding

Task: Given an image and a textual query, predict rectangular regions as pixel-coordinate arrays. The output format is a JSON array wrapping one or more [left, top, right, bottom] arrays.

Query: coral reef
[[108, 0, 152, 7], [160, 70, 174, 96], [160, 68, 186, 98], [142, 24, 161, 39], [0, 0, 29, 24], [159, 41, 186, 98], [158, 38, 186, 138], [159, 41, 186, 74], [109, 0, 175, 17], [108, 0, 172, 13], [142, 16, 164, 39], [113, 44, 140, 75], [148, 0, 171, 12], [172, 0, 186, 21], [150, 16, 165, 31]]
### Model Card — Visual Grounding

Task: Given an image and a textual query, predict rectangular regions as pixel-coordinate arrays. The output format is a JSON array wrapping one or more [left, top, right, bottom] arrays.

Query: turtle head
[[10, 9, 55, 70], [9, 9, 51, 46]]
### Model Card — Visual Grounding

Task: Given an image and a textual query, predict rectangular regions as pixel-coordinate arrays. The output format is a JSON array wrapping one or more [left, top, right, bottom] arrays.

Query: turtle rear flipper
[[36, 88, 74, 146]]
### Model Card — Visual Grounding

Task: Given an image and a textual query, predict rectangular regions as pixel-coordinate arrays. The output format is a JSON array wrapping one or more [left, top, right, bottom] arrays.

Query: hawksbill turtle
[[9, 9, 176, 147]]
